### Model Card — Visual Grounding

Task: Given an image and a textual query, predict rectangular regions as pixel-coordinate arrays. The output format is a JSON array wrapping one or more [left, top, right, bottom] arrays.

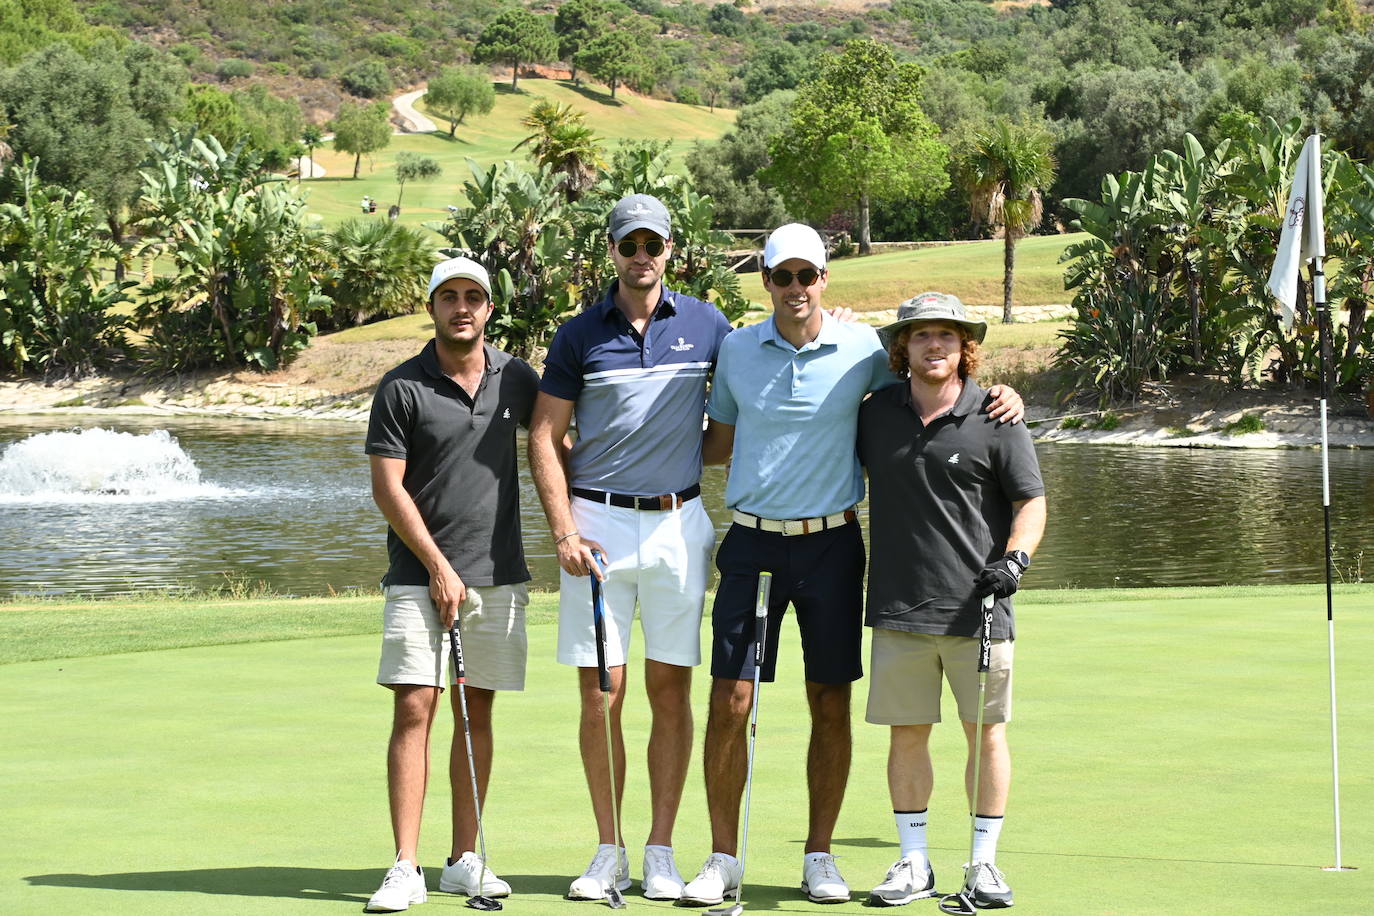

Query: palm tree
[[514, 100, 604, 201], [323, 219, 435, 327], [960, 121, 1057, 323]]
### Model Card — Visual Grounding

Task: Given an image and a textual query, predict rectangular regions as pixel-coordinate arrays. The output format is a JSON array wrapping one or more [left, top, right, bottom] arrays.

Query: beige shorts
[[865, 627, 1014, 725], [377, 583, 528, 691]]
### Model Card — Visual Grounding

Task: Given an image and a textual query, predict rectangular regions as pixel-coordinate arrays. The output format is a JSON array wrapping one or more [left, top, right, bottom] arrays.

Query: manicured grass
[[303, 79, 736, 232], [3, 585, 1371, 913], [824, 234, 1081, 313]]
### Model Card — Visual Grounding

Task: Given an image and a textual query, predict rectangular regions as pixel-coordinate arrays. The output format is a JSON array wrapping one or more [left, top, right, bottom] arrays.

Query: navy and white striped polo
[[540, 283, 734, 496]]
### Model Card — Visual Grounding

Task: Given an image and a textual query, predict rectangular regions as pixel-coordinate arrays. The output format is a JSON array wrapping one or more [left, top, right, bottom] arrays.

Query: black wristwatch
[[1006, 550, 1031, 571]]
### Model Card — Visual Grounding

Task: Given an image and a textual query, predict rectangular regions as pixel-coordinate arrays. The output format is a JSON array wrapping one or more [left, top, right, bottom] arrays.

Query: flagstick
[[1312, 258, 1351, 873]]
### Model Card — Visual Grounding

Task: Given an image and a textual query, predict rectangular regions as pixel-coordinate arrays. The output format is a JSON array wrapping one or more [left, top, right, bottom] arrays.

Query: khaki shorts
[[377, 583, 528, 691], [865, 627, 1013, 725]]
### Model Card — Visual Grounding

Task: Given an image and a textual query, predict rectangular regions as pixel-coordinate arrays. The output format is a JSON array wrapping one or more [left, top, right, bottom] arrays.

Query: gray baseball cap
[[879, 291, 988, 345], [608, 194, 671, 242]]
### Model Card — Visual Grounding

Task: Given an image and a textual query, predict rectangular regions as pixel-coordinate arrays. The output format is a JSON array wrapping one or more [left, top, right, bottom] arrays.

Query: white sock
[[894, 809, 929, 866], [971, 815, 1004, 865], [645, 844, 673, 854]]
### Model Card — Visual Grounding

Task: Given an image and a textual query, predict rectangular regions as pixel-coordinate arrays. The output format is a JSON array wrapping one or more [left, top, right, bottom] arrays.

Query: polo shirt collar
[[416, 339, 499, 380], [897, 377, 983, 417], [596, 281, 677, 326], [761, 309, 839, 350]]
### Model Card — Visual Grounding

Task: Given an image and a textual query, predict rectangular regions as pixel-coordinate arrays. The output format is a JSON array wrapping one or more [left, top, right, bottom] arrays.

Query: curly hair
[[887, 324, 981, 380]]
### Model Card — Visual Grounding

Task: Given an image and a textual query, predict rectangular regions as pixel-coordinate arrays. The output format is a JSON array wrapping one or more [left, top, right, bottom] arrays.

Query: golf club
[[938, 593, 996, 916], [447, 620, 503, 912], [707, 571, 773, 916], [589, 551, 627, 909]]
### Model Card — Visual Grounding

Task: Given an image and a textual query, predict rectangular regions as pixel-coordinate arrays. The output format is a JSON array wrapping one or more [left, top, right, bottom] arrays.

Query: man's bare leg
[[644, 659, 692, 847], [887, 724, 935, 811], [702, 676, 753, 855], [804, 680, 852, 853], [961, 721, 1010, 816], [579, 664, 627, 844], [449, 686, 495, 857], [388, 685, 440, 863]]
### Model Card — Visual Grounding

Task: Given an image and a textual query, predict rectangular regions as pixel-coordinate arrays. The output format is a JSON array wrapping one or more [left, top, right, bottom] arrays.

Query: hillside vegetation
[[304, 77, 737, 229]]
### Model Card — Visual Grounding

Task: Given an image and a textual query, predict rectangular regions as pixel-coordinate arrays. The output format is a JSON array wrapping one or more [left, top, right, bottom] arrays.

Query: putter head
[[605, 884, 627, 909], [707, 905, 743, 916], [936, 891, 977, 916], [465, 894, 503, 911]]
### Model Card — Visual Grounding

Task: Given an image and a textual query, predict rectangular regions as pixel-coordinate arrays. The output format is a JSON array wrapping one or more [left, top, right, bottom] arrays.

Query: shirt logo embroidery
[[670, 336, 694, 352], [502, 407, 511, 419], [947, 452, 961, 465]]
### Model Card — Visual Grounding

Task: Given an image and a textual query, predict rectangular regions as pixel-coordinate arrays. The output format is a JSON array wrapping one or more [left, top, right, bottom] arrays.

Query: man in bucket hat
[[859, 291, 1046, 909], [684, 232, 1026, 905], [363, 256, 540, 911]]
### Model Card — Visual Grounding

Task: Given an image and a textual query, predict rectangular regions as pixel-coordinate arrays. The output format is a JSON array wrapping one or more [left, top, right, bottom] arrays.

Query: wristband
[[555, 531, 579, 545]]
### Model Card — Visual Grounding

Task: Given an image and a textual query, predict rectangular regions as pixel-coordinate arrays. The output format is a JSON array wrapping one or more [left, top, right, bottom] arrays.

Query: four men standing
[[363, 199, 1045, 912]]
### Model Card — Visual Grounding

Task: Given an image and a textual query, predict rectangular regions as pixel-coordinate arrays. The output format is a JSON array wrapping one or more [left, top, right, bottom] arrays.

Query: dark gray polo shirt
[[858, 379, 1044, 639], [365, 340, 539, 588]]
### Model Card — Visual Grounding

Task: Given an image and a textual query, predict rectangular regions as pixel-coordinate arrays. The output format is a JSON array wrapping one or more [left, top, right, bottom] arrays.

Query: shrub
[[340, 59, 393, 98], [216, 58, 254, 80]]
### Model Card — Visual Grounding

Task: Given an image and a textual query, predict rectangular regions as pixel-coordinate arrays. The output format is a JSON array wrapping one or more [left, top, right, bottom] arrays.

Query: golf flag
[[1265, 134, 1326, 330]]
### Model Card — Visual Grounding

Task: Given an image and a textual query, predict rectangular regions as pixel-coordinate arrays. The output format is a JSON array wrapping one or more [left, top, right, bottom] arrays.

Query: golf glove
[[975, 553, 1026, 599]]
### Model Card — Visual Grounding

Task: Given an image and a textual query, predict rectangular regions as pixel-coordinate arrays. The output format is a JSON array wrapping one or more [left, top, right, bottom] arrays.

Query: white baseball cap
[[427, 256, 492, 300], [763, 223, 827, 270]]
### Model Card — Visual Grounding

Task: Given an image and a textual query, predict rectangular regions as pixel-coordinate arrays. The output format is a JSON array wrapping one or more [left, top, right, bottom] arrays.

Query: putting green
[[2, 586, 1370, 913]]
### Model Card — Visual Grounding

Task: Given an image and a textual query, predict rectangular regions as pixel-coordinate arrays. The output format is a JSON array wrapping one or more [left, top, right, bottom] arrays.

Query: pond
[[0, 415, 1369, 598]]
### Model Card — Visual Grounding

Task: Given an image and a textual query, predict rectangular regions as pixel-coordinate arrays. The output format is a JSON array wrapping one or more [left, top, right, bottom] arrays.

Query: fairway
[[3, 586, 1370, 914], [303, 79, 737, 231]]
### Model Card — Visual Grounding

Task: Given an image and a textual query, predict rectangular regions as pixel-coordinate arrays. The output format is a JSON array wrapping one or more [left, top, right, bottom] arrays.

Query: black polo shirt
[[365, 340, 540, 588], [858, 379, 1043, 639]]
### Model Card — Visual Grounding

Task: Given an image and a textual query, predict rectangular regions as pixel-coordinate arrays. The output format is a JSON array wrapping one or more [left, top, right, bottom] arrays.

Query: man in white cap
[[363, 256, 540, 912], [530, 193, 734, 902], [683, 228, 1024, 905]]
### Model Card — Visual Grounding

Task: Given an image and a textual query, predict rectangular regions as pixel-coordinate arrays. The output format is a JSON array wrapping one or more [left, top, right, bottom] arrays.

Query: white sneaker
[[801, 852, 850, 903], [681, 853, 742, 906], [869, 856, 936, 906], [439, 851, 512, 897], [641, 846, 685, 900], [366, 858, 426, 912], [968, 861, 1013, 909], [568, 844, 630, 900]]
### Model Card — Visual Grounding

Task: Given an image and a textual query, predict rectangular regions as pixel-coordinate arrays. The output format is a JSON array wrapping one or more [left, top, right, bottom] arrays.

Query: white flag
[[1265, 134, 1326, 330]]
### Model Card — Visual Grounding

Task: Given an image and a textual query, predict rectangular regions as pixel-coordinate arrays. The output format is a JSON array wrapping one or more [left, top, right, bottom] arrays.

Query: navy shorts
[[710, 521, 865, 684]]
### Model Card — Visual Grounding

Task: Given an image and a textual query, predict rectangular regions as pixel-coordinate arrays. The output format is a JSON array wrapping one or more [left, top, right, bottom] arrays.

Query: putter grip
[[448, 625, 465, 682], [591, 574, 611, 693], [753, 571, 772, 666], [978, 594, 994, 673]]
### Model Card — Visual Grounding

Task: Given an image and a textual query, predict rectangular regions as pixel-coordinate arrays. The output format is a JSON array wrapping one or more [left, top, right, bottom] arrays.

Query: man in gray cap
[[859, 292, 1046, 909], [530, 193, 734, 901], [364, 256, 540, 912]]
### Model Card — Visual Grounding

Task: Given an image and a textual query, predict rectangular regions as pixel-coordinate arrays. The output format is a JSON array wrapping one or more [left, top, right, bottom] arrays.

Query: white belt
[[732, 508, 857, 537]]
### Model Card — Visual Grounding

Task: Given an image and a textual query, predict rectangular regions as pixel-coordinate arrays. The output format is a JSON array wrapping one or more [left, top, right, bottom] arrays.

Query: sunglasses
[[616, 238, 666, 258], [765, 267, 824, 287]]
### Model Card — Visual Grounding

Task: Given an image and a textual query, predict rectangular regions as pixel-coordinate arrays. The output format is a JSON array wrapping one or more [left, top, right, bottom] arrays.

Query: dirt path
[[392, 89, 436, 133]]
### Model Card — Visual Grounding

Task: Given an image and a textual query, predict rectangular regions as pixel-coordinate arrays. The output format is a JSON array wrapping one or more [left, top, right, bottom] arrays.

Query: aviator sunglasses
[[764, 266, 824, 287], [616, 237, 667, 258]]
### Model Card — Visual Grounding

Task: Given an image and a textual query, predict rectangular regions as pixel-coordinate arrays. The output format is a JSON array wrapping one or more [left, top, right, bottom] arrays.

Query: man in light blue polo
[[682, 224, 1021, 906]]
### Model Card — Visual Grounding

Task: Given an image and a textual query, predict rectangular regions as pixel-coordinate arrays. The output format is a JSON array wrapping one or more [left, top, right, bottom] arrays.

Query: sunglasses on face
[[765, 267, 824, 287], [616, 238, 666, 258]]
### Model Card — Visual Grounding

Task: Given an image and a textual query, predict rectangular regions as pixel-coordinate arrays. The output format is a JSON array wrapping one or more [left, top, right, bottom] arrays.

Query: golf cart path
[[392, 88, 436, 133]]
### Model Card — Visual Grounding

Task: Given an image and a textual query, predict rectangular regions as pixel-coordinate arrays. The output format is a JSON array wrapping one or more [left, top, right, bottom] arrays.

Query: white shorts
[[377, 583, 529, 691], [556, 495, 714, 668]]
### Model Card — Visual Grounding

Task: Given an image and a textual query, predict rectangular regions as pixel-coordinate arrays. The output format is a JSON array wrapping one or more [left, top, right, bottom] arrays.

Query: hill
[[302, 77, 737, 230]]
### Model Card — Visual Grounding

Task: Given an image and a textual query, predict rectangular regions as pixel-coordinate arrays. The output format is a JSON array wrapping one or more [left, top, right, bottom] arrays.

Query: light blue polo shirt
[[707, 312, 894, 519]]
